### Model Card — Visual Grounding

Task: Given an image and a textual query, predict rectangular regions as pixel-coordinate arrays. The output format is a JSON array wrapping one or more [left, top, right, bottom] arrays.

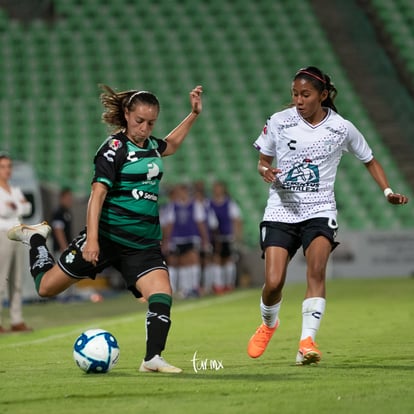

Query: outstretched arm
[[163, 85, 203, 156], [364, 158, 409, 205]]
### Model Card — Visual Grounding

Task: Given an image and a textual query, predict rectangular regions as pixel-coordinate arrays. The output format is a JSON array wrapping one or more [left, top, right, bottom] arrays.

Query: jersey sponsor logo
[[281, 122, 298, 130], [325, 126, 345, 136], [103, 149, 116, 162], [131, 189, 158, 202], [283, 158, 320, 192], [127, 149, 162, 162], [323, 138, 336, 153], [127, 151, 140, 162], [109, 139, 123, 151]]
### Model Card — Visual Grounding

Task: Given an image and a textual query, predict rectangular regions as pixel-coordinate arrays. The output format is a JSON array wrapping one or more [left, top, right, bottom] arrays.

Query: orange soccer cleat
[[247, 321, 279, 358], [296, 336, 322, 365]]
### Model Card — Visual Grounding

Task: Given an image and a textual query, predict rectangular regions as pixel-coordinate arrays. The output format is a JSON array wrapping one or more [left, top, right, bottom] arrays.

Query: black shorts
[[260, 218, 339, 259], [171, 242, 199, 256], [213, 240, 233, 258], [57, 230, 168, 298]]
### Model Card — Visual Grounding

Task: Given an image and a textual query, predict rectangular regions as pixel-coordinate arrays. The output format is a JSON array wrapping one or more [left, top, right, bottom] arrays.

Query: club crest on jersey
[[263, 124, 268, 135], [283, 158, 320, 192], [323, 139, 335, 153], [109, 139, 123, 151]]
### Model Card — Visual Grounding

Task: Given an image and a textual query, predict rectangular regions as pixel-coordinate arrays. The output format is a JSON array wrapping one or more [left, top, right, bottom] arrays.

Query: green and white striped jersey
[[92, 131, 167, 249]]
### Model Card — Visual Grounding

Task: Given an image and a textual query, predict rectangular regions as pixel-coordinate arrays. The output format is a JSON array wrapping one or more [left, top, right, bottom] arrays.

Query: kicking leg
[[8, 222, 78, 297]]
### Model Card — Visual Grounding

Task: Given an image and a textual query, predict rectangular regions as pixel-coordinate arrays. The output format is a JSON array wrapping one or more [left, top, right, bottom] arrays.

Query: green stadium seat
[[0, 0, 412, 243]]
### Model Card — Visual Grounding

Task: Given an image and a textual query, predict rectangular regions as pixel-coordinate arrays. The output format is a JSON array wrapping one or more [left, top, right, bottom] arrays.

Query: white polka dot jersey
[[253, 107, 374, 223]]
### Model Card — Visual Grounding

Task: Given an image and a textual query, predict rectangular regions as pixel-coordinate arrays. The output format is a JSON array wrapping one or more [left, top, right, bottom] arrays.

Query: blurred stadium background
[[1, 0, 413, 285]]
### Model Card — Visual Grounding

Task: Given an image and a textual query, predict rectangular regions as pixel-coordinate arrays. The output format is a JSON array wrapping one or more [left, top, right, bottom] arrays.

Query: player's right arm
[[83, 182, 108, 266], [258, 153, 281, 183], [253, 116, 281, 183], [83, 134, 127, 265]]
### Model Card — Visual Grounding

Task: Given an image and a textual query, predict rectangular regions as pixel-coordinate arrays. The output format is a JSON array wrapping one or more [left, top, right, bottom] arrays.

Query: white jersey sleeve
[[253, 118, 277, 157], [161, 203, 175, 225], [344, 120, 374, 163], [229, 200, 242, 220], [194, 201, 207, 222]]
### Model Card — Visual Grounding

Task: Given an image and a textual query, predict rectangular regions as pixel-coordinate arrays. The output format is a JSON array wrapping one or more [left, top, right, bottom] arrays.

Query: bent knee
[[37, 285, 57, 298], [36, 268, 75, 297], [264, 276, 285, 294]]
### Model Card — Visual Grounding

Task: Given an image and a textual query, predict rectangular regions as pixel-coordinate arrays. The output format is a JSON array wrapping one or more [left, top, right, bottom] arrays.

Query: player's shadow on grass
[[177, 373, 302, 381], [327, 363, 414, 371], [87, 371, 301, 382]]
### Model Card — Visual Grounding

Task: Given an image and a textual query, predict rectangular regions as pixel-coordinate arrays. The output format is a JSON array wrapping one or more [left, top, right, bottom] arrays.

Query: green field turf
[[1, 277, 413, 414]]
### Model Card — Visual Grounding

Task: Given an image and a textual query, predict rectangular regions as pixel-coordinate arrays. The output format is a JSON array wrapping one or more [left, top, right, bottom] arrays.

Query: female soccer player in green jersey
[[8, 85, 203, 373]]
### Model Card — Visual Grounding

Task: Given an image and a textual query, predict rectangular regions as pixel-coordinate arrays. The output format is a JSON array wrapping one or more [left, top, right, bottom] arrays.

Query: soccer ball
[[73, 329, 120, 373]]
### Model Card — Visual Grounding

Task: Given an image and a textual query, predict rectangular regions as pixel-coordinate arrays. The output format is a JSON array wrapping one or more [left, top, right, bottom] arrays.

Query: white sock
[[300, 297, 326, 341], [178, 266, 193, 294], [178, 265, 200, 295], [168, 266, 178, 293], [223, 261, 236, 288], [260, 297, 282, 328], [212, 263, 224, 288], [203, 263, 215, 293], [190, 264, 201, 291]]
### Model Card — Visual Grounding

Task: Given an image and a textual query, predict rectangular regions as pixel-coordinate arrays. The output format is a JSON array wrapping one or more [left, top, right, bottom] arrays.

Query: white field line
[[0, 289, 254, 349]]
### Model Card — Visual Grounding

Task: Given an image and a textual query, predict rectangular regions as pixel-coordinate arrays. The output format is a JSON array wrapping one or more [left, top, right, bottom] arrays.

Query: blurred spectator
[[50, 188, 75, 301], [0, 153, 32, 332], [163, 184, 209, 298], [193, 180, 219, 295], [160, 185, 179, 293], [209, 180, 243, 293], [51, 188, 73, 254]]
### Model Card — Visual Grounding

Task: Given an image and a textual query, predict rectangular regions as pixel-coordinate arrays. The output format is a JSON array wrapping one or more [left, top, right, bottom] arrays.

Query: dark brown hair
[[99, 84, 160, 130]]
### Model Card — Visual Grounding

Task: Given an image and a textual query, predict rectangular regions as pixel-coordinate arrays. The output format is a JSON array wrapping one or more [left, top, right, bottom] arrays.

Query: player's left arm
[[364, 157, 409, 205], [163, 85, 203, 156]]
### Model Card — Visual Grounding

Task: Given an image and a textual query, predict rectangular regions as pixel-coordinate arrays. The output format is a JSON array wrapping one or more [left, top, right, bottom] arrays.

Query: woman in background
[[0, 153, 32, 333]]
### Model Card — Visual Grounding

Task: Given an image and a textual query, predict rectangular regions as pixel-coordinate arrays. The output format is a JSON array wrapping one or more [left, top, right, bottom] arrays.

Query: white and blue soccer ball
[[73, 329, 120, 373]]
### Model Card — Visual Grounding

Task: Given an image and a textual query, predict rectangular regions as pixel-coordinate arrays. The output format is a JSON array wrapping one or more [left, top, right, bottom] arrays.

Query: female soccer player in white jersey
[[247, 66, 409, 365]]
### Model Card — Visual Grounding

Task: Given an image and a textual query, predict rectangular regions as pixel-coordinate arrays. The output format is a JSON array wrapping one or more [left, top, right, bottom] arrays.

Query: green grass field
[[1, 277, 413, 414]]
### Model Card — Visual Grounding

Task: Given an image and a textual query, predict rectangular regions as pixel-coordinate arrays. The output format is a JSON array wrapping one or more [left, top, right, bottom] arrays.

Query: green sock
[[145, 294, 172, 361], [148, 293, 172, 307], [34, 272, 45, 294]]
